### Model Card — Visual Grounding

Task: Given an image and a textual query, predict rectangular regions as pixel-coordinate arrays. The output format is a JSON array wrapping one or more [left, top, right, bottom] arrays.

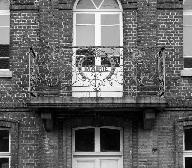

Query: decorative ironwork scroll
[[72, 47, 123, 97], [157, 47, 166, 97], [28, 46, 165, 97]]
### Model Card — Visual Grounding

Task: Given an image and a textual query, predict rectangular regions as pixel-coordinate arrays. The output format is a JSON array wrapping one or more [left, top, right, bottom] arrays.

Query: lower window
[[72, 127, 123, 168], [0, 129, 10, 168], [184, 128, 192, 168]]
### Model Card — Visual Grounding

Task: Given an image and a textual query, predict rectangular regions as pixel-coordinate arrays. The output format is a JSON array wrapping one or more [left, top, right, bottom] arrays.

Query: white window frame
[[73, 0, 123, 47], [73, 0, 123, 12], [72, 126, 123, 156], [0, 6, 12, 77], [183, 5, 192, 69], [72, 0, 123, 97], [0, 128, 11, 168], [0, 10, 10, 69]]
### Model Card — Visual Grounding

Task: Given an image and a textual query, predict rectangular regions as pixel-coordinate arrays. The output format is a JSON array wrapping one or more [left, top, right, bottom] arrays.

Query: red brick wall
[[0, 1, 190, 167], [0, 2, 39, 107], [0, 109, 191, 168], [0, 0, 189, 106]]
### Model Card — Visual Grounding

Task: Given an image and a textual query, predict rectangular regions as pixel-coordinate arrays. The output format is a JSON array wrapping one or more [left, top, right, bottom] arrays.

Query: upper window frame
[[73, 0, 123, 47], [181, 1, 192, 76], [0, 0, 12, 77], [73, 0, 123, 12], [183, 9, 192, 69]]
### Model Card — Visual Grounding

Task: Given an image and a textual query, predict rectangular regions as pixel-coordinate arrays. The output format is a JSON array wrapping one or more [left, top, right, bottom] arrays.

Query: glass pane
[[101, 26, 120, 46], [184, 58, 192, 68], [0, 158, 9, 168], [100, 0, 120, 9], [0, 27, 9, 44], [75, 128, 95, 152], [101, 14, 119, 25], [184, 0, 192, 10], [0, 0, 9, 10], [76, 0, 96, 9], [76, 25, 95, 46], [184, 27, 192, 56], [0, 44, 9, 57], [92, 0, 103, 8], [185, 157, 192, 168], [100, 128, 120, 152], [185, 128, 192, 150], [184, 15, 192, 25], [0, 15, 9, 26], [0, 130, 9, 152], [0, 58, 9, 69], [101, 160, 118, 168], [76, 14, 95, 24]]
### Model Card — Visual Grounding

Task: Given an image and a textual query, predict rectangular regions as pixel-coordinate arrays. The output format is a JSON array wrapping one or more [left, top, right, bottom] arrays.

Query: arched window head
[[73, 0, 123, 46], [74, 0, 122, 11]]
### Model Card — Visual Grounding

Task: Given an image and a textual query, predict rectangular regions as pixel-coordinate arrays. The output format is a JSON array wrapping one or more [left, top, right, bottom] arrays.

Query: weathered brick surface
[[0, 109, 191, 168], [0, 0, 186, 106], [0, 0, 192, 168], [0, 8, 39, 107]]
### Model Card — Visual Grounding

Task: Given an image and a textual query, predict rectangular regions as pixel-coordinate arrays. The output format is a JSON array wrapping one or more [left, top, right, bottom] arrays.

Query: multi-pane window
[[184, 128, 192, 168], [74, 127, 122, 153], [183, 0, 192, 68], [0, 129, 10, 168], [73, 127, 123, 168], [72, 0, 123, 97], [74, 0, 122, 47], [0, 0, 10, 70]]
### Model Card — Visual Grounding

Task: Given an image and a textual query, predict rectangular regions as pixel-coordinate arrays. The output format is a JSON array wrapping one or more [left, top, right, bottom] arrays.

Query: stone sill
[[0, 70, 12, 78], [181, 69, 192, 77], [29, 96, 167, 109]]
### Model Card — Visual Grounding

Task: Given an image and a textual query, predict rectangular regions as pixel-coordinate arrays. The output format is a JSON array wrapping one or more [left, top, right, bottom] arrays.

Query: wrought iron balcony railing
[[28, 46, 165, 98]]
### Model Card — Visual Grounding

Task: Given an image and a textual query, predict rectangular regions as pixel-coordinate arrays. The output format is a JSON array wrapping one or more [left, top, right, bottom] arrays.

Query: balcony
[[28, 46, 166, 108]]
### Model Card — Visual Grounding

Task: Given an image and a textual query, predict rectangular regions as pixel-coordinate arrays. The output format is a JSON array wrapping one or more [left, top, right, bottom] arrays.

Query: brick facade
[[0, 0, 191, 168]]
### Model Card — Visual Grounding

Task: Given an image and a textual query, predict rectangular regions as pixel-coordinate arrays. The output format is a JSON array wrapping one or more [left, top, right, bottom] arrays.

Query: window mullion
[[95, 13, 100, 46], [95, 128, 100, 152], [95, 13, 101, 66], [73, 13, 77, 46]]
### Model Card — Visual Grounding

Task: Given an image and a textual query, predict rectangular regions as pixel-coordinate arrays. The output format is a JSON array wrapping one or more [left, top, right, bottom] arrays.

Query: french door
[[72, 0, 123, 97]]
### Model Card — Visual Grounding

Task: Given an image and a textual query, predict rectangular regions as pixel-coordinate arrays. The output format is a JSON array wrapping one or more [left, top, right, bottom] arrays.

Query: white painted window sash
[[183, 8, 192, 66], [73, 126, 123, 155]]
